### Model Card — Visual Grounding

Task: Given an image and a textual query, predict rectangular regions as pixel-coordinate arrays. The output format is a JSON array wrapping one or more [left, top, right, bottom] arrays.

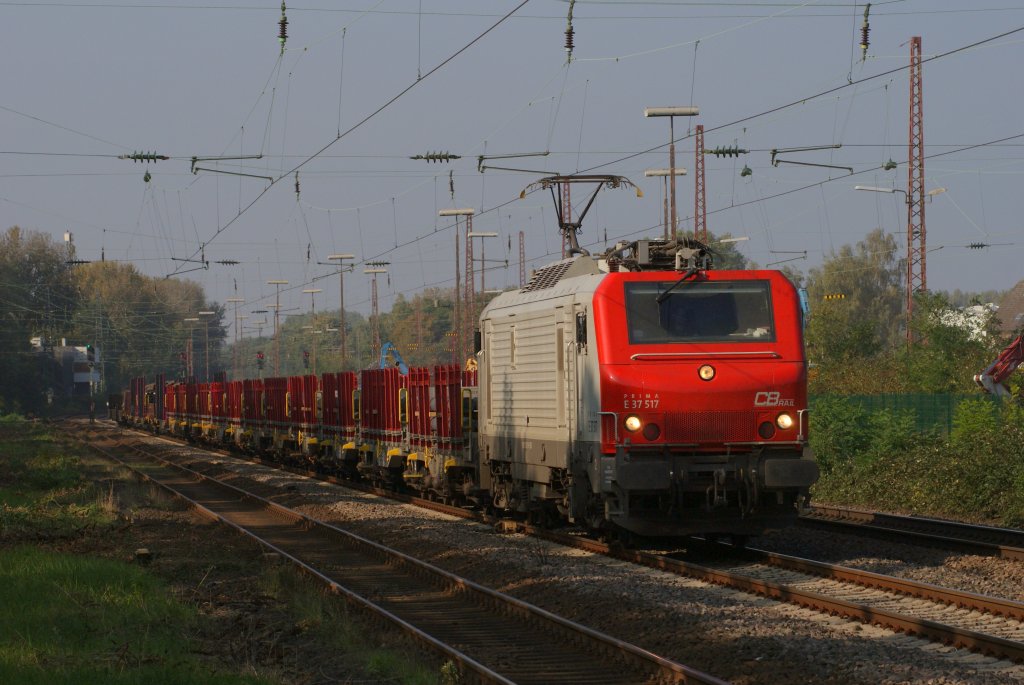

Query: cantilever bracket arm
[[769, 144, 848, 172], [190, 154, 264, 173], [166, 264, 208, 277], [773, 159, 853, 174], [769, 144, 842, 164], [477, 151, 550, 173], [192, 167, 273, 181]]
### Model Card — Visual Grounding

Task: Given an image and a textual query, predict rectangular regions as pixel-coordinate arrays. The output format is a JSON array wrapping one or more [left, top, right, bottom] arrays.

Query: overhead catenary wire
[[60, 123, 1024, 314], [2, 1, 964, 21], [168, 0, 533, 278], [574, 0, 824, 62], [8, 4, 1022, 314], [581, 23, 1024, 175], [0, 103, 129, 150]]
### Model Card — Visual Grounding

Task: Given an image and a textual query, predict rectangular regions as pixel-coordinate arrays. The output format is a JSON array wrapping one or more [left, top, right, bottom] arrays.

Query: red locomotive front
[[591, 268, 817, 537], [478, 233, 819, 540]]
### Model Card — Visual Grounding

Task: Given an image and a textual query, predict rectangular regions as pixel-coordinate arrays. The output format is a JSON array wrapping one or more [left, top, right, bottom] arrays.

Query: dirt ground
[[44, 457, 440, 685]]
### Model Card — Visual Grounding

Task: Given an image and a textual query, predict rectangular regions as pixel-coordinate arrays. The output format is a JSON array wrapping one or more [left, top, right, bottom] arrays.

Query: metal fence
[[809, 393, 1003, 434]]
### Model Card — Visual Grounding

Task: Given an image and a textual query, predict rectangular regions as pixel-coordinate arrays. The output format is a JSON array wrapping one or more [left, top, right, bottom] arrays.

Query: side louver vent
[[520, 257, 601, 293], [521, 260, 574, 292]]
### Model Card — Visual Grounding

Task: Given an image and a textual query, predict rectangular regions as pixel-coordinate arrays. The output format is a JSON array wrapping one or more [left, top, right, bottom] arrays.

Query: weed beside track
[[0, 418, 443, 685]]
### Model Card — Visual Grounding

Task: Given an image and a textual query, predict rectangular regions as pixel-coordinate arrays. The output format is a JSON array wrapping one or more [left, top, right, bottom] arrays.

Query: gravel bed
[[753, 527, 1024, 603], [174, 449, 1024, 685]]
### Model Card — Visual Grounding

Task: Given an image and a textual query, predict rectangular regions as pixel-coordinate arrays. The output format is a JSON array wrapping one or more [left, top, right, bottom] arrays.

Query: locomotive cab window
[[625, 280, 775, 344]]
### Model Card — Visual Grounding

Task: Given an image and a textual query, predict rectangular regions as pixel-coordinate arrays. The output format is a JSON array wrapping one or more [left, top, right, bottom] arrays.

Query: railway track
[[517, 527, 1024, 664], [801, 503, 1024, 561], [82, 425, 726, 685], [691, 546, 1024, 660], [93, 422, 1024, 666]]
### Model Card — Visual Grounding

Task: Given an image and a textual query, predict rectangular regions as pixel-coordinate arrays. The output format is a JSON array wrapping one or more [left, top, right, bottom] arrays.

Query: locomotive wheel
[[611, 528, 637, 549], [529, 503, 560, 529], [491, 483, 511, 511]]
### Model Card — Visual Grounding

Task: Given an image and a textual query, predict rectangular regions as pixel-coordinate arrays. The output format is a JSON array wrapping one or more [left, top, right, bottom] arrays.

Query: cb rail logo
[[753, 391, 795, 407]]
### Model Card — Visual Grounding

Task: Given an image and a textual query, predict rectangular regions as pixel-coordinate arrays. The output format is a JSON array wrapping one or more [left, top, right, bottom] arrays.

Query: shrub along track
[[80, 423, 725, 685]]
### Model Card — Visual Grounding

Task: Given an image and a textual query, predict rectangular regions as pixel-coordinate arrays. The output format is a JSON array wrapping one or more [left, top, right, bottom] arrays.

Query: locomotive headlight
[[624, 415, 642, 432], [776, 412, 795, 430], [698, 364, 716, 381]]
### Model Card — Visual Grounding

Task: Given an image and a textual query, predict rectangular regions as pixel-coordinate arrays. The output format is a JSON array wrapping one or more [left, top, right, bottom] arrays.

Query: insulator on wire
[[119, 151, 168, 163], [410, 151, 461, 163], [706, 145, 748, 158], [294, 171, 300, 199], [449, 170, 455, 200], [859, 3, 871, 61], [564, 0, 575, 60], [278, 1, 288, 54], [968, 242, 990, 250]]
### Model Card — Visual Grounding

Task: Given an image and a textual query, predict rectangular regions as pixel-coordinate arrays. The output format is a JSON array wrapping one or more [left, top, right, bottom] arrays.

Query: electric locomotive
[[119, 176, 817, 541], [477, 237, 818, 538]]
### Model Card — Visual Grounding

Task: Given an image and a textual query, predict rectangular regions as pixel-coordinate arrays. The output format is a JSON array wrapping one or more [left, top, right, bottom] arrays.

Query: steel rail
[[517, 525, 1024, 663], [82, 428, 727, 685], [742, 546, 1024, 620], [88, 440, 515, 685], [103, 423, 1024, 663], [802, 504, 1024, 561]]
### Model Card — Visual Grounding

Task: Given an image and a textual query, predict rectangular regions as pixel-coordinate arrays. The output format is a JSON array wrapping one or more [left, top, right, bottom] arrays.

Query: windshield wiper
[[655, 267, 699, 304]]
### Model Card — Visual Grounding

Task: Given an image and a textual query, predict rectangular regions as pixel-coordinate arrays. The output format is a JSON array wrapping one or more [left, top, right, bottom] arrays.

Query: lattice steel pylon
[[364, 261, 389, 361], [454, 228, 460, 368], [370, 277, 380, 357], [464, 214, 475, 364], [561, 183, 571, 258], [519, 230, 526, 288], [906, 35, 926, 342], [694, 124, 707, 244]]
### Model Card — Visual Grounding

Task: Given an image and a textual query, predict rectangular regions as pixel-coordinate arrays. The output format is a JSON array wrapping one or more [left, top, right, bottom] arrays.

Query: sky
[[2, 0, 1023, 337]]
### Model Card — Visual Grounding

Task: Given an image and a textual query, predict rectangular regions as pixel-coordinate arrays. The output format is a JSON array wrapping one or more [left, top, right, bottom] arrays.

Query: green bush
[[809, 396, 924, 473], [950, 397, 1001, 448], [813, 399, 1024, 526], [861, 408, 924, 465], [808, 397, 873, 475]]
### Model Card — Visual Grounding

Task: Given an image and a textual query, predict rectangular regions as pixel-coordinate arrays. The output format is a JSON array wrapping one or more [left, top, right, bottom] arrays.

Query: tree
[[898, 291, 996, 393], [0, 227, 79, 412], [943, 288, 1005, 309], [674, 229, 750, 270], [804, 229, 903, 366], [72, 262, 224, 389]]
